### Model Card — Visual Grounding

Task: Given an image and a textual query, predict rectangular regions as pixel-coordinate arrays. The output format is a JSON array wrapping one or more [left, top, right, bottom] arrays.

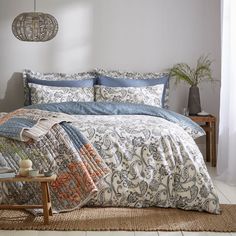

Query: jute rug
[[0, 204, 236, 232]]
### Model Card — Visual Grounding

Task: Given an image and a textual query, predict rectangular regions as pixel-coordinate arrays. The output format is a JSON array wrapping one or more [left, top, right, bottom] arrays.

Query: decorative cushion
[[94, 84, 164, 108], [29, 83, 94, 104], [95, 68, 170, 108], [23, 69, 96, 105]]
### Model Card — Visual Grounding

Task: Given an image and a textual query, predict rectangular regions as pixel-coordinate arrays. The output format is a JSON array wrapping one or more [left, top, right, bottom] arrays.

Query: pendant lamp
[[12, 0, 58, 42]]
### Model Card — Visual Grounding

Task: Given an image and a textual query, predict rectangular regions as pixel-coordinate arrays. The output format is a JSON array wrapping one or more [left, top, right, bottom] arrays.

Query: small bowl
[[44, 170, 54, 177], [28, 169, 39, 177]]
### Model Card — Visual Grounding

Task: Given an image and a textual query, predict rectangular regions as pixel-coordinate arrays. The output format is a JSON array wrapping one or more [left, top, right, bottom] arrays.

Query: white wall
[[0, 0, 221, 116]]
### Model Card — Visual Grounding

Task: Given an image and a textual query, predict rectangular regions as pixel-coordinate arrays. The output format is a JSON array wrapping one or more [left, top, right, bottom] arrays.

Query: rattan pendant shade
[[12, 0, 58, 42]]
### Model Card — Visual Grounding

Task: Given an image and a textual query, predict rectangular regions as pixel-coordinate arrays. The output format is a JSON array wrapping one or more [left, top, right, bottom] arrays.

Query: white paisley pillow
[[30, 84, 94, 104], [23, 69, 96, 106], [95, 84, 164, 108], [95, 68, 170, 109]]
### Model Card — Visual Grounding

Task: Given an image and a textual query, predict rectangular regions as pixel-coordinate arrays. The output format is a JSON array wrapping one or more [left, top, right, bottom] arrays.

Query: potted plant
[[169, 55, 213, 115]]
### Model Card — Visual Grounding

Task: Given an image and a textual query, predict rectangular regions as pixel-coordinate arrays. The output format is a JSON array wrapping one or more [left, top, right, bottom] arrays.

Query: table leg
[[206, 122, 210, 162], [212, 120, 217, 167], [46, 182, 53, 216], [41, 182, 50, 224]]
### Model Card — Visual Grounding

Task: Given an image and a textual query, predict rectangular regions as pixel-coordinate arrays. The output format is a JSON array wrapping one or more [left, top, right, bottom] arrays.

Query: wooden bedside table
[[0, 174, 57, 224], [189, 115, 217, 167]]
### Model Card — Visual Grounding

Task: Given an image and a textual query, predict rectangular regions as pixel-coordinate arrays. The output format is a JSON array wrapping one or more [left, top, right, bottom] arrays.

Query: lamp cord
[[34, 0, 36, 12]]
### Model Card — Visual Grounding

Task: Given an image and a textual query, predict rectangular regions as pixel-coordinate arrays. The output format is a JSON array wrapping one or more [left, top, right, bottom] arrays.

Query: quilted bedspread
[[0, 108, 110, 212], [0, 102, 220, 214]]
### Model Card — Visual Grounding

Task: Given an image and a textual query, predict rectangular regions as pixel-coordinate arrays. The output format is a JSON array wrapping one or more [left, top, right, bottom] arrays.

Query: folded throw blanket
[[0, 108, 110, 212]]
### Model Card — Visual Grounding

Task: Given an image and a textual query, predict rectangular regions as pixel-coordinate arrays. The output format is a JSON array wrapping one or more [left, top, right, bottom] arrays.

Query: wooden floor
[[1, 165, 236, 236]]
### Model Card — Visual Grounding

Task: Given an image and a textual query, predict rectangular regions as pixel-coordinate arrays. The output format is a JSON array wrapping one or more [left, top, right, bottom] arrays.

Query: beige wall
[[0, 0, 221, 117]]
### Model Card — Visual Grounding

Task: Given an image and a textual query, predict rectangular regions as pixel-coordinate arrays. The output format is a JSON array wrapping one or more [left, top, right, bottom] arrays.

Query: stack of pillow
[[23, 68, 170, 109]]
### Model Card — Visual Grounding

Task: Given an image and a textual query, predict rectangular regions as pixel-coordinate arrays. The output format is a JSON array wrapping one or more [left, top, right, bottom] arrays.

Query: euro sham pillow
[[23, 69, 96, 105], [95, 84, 164, 108], [95, 68, 170, 108], [29, 83, 94, 104]]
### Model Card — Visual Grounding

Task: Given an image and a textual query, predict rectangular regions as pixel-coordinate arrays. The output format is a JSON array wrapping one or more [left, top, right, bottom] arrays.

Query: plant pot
[[188, 86, 201, 115]]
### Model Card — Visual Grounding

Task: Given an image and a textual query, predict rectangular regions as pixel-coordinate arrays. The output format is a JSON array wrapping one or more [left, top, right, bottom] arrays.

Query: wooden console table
[[0, 174, 56, 224], [189, 115, 217, 167]]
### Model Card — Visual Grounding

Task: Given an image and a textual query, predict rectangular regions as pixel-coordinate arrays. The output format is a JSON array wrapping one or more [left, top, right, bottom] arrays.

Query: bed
[[0, 69, 220, 215]]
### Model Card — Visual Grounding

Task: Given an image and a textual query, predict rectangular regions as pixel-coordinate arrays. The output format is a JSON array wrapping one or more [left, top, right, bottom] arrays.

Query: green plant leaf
[[169, 55, 213, 86], [169, 63, 194, 86]]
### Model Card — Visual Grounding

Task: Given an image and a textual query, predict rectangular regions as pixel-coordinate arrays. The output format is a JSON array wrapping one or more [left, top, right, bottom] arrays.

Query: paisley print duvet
[[0, 102, 220, 214], [71, 114, 220, 214]]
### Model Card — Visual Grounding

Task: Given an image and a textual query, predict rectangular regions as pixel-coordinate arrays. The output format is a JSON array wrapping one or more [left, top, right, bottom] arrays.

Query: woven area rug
[[0, 204, 236, 232]]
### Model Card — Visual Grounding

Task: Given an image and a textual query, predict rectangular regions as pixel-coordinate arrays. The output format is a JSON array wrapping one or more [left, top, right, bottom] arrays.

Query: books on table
[[0, 172, 15, 178], [0, 167, 15, 178]]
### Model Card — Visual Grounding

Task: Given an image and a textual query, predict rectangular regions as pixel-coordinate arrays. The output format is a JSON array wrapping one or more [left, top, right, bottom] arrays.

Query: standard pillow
[[95, 68, 170, 108], [30, 83, 94, 104], [95, 84, 164, 108], [23, 69, 96, 105], [96, 75, 169, 108]]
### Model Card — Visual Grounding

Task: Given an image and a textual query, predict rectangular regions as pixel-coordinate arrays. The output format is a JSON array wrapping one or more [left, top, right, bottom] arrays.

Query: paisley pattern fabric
[[23, 69, 96, 81], [95, 68, 170, 108], [23, 69, 96, 105], [0, 110, 110, 213], [29, 83, 94, 104], [95, 84, 164, 108], [70, 115, 220, 214], [27, 101, 205, 140], [23, 69, 170, 107], [95, 68, 168, 80], [0, 102, 220, 214]]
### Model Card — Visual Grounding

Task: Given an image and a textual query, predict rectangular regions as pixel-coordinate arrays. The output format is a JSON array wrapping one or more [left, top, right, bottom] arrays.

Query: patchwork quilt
[[0, 102, 220, 214]]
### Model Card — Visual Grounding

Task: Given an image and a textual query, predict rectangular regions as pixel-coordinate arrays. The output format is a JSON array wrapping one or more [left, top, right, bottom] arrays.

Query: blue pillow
[[96, 75, 169, 108], [27, 77, 95, 87]]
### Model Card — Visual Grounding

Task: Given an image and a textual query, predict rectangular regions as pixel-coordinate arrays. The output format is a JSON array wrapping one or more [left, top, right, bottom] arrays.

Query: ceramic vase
[[19, 159, 32, 176], [188, 86, 201, 115]]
